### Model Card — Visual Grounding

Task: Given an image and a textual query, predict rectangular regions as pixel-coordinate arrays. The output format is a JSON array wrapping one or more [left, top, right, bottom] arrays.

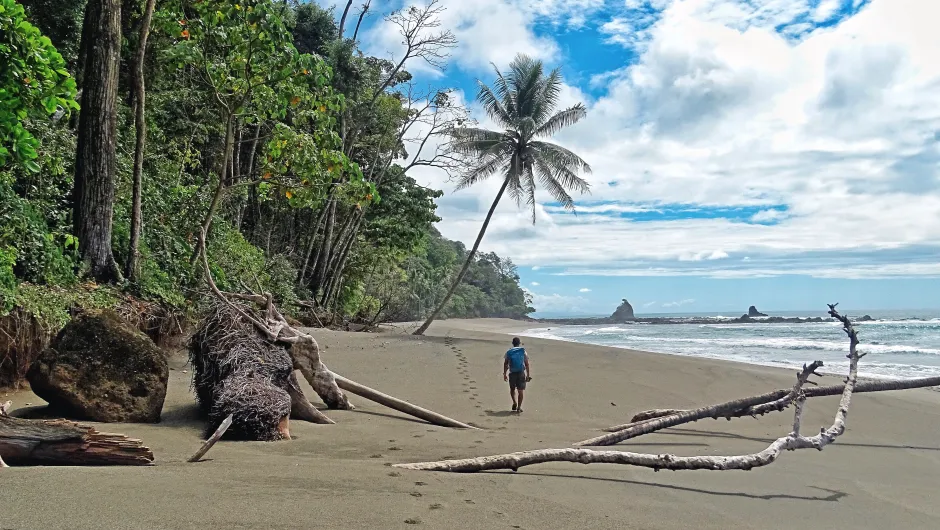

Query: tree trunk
[[413, 177, 510, 335], [0, 415, 153, 466], [74, 0, 122, 283], [287, 371, 334, 424], [310, 199, 337, 293], [333, 375, 477, 429], [608, 375, 940, 435], [191, 114, 235, 264], [125, 0, 157, 282], [320, 211, 361, 306]]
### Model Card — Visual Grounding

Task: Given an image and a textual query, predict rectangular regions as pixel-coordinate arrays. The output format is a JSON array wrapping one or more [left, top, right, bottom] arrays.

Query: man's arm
[[524, 353, 531, 379], [503, 356, 510, 381]]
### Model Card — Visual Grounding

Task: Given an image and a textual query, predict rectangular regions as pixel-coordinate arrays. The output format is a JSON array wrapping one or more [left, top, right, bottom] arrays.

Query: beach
[[3, 318, 940, 529]]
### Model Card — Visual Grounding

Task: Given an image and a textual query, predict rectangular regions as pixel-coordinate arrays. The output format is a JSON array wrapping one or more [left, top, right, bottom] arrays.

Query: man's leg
[[510, 386, 517, 410], [517, 389, 524, 412]]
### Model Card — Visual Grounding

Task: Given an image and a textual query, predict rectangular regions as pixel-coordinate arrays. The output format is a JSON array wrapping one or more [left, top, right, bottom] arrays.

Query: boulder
[[610, 299, 636, 322], [747, 306, 768, 317], [26, 311, 169, 423], [858, 315, 875, 322]]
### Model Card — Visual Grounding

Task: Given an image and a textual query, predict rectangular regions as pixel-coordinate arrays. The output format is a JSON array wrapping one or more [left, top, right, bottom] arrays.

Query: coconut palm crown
[[413, 53, 591, 335]]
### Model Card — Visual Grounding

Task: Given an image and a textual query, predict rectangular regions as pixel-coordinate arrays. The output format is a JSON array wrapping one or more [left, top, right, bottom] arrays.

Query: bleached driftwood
[[603, 375, 940, 435], [395, 305, 863, 473], [189, 414, 233, 462], [333, 375, 477, 429], [198, 229, 475, 430]]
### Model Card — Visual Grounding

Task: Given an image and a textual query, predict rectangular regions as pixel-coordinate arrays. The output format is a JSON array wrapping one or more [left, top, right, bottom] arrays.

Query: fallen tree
[[193, 229, 474, 440], [0, 413, 154, 466], [394, 305, 867, 473], [588, 376, 940, 445]]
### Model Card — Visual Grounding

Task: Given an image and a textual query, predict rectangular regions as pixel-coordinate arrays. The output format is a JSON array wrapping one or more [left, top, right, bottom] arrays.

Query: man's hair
[[512, 337, 521, 346]]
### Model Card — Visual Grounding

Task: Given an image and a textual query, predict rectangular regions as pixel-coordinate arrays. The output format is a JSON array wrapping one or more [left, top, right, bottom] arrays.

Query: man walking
[[503, 337, 531, 413]]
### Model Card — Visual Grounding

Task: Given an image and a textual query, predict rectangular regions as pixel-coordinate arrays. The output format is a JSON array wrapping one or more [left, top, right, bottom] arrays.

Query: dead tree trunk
[[0, 415, 153, 466], [604, 375, 940, 435], [333, 375, 477, 429], [395, 305, 863, 474]]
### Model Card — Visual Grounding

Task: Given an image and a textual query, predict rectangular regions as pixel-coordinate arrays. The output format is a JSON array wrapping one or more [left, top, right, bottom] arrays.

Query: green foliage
[[0, 0, 534, 351], [0, 0, 78, 169]]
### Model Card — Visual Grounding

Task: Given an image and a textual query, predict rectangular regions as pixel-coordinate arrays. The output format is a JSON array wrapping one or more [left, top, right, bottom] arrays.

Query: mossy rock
[[26, 310, 169, 423]]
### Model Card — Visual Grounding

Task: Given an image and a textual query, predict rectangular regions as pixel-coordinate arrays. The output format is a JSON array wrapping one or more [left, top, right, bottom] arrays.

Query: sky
[[317, 0, 940, 316]]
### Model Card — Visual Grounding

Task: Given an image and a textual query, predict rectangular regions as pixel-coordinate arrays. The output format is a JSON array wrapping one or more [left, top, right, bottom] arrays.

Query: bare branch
[[338, 0, 354, 38]]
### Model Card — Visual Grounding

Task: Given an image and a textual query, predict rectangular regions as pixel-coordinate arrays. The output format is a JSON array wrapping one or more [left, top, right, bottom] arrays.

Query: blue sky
[[321, 0, 940, 315]]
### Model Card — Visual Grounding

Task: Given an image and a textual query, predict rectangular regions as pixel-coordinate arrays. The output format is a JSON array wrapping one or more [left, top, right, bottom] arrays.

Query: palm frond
[[531, 141, 592, 179], [476, 81, 514, 129], [490, 65, 517, 120], [531, 68, 563, 125], [534, 156, 575, 210], [508, 55, 544, 120], [524, 161, 538, 224], [534, 104, 587, 138], [454, 147, 513, 191]]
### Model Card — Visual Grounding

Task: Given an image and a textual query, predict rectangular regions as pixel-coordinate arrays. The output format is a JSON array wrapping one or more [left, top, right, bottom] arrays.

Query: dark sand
[[3, 318, 940, 529]]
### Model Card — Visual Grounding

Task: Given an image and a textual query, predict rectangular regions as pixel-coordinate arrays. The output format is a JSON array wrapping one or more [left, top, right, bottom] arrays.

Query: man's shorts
[[508, 371, 527, 390]]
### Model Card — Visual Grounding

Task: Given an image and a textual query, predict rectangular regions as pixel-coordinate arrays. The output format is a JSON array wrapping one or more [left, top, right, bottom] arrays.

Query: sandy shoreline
[[3, 318, 940, 529]]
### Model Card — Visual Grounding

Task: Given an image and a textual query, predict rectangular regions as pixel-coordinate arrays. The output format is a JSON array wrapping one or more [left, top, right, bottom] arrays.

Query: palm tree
[[413, 54, 591, 335]]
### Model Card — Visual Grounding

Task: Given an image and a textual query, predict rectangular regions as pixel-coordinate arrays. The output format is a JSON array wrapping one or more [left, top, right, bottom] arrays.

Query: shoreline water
[[517, 312, 940, 381]]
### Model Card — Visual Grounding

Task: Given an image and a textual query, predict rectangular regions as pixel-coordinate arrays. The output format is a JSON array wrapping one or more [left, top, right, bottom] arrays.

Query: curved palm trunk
[[413, 178, 510, 336]]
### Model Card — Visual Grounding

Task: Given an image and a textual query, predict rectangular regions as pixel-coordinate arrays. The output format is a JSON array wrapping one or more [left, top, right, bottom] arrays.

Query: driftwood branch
[[606, 376, 940, 434], [188, 414, 233, 462], [395, 305, 864, 473], [0, 415, 154, 466]]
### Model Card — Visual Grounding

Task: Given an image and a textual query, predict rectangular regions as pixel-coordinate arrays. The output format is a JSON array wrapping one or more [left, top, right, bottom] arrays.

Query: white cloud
[[531, 266, 542, 271], [663, 299, 696, 307], [425, 0, 940, 280], [531, 281, 540, 286], [363, 0, 940, 283], [523, 288, 590, 313], [643, 301, 658, 307], [579, 288, 592, 292]]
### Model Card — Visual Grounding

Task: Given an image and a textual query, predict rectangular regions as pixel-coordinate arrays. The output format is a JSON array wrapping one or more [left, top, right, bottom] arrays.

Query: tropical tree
[[413, 53, 591, 335]]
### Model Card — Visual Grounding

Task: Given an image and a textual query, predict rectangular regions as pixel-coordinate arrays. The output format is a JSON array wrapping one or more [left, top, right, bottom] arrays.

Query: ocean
[[521, 309, 940, 380]]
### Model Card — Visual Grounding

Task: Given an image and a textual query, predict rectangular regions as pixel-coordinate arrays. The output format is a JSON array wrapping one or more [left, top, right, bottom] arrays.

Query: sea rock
[[748, 306, 768, 317], [27, 311, 169, 423], [610, 299, 636, 322], [858, 315, 874, 322]]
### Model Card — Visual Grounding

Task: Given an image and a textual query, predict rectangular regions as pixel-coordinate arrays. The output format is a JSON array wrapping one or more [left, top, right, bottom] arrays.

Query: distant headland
[[528, 300, 840, 326]]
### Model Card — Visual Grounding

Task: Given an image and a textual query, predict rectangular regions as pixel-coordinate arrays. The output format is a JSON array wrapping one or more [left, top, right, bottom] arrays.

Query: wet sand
[[3, 318, 940, 529]]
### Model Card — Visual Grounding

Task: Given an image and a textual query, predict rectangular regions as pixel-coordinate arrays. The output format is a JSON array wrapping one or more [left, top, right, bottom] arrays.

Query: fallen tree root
[[333, 374, 478, 430], [600, 375, 940, 436], [0, 415, 154, 466], [394, 305, 862, 475]]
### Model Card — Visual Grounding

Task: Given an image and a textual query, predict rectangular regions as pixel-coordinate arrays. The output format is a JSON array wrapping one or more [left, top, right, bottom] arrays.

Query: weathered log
[[0, 415, 154, 466], [333, 374, 478, 430], [189, 414, 233, 462], [609, 375, 940, 434], [394, 305, 862, 474]]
